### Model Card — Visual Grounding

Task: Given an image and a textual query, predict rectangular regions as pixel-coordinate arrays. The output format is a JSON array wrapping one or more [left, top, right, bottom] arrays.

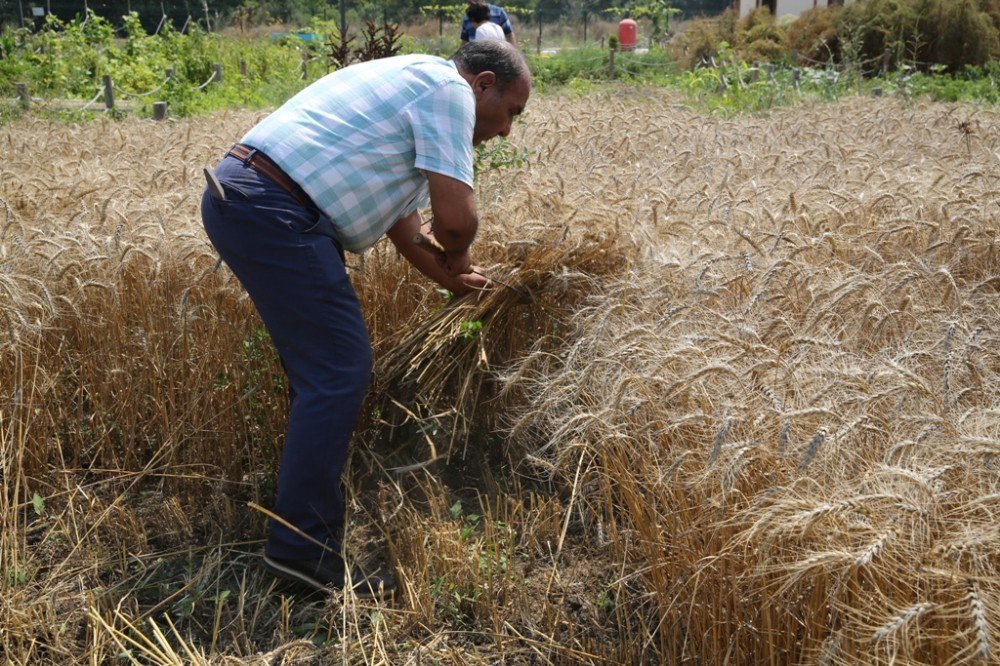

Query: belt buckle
[[230, 143, 255, 164]]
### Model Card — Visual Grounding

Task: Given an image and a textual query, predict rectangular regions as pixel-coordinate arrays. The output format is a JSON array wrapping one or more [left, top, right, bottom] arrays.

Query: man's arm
[[497, 7, 516, 46], [386, 211, 488, 296], [423, 170, 478, 275]]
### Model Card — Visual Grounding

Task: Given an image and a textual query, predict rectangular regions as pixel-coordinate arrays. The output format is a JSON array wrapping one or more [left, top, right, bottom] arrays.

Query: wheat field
[[2, 90, 999, 664]]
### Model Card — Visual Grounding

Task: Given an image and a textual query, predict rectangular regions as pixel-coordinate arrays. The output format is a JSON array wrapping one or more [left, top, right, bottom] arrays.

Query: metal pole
[[17, 0, 25, 28], [339, 0, 346, 37], [536, 11, 542, 55], [103, 75, 115, 109], [16, 83, 29, 109]]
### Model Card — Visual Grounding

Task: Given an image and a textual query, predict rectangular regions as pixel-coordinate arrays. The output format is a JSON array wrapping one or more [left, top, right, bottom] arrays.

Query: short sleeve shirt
[[461, 4, 513, 41], [240, 55, 475, 253]]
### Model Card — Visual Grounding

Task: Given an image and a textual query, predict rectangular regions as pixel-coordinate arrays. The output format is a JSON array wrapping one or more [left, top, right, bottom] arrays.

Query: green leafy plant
[[473, 137, 531, 175], [32, 492, 46, 517], [459, 319, 484, 341]]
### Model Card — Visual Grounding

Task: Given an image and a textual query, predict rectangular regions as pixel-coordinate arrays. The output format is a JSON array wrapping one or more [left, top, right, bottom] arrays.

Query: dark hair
[[451, 40, 529, 91], [466, 3, 490, 23]]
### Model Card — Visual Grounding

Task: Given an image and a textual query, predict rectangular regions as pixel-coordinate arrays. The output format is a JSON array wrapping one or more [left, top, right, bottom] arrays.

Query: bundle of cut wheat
[[371, 226, 626, 463]]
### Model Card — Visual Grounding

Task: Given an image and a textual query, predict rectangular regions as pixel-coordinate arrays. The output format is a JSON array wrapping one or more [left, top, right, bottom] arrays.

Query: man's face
[[470, 72, 531, 146]]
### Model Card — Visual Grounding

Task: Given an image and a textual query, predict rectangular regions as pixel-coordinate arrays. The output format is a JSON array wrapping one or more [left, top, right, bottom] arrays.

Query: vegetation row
[[676, 0, 1000, 72], [3, 0, 1000, 123]]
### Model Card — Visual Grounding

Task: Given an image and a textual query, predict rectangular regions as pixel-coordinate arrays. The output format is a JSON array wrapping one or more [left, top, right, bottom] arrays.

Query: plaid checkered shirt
[[241, 55, 475, 253]]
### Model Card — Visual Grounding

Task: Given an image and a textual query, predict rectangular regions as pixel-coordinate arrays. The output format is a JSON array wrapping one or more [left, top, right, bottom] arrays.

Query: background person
[[467, 3, 505, 42], [200, 40, 531, 598], [461, 0, 517, 46]]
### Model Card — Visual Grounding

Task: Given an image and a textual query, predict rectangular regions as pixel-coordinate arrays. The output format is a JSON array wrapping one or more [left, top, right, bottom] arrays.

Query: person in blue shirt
[[467, 3, 506, 41], [460, 0, 517, 46], [201, 40, 531, 600]]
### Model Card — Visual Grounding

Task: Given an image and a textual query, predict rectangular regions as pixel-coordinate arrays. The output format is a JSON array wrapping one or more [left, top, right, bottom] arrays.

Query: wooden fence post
[[882, 47, 891, 76], [152, 101, 167, 120], [16, 82, 29, 109], [609, 44, 616, 80], [166, 66, 175, 79], [239, 59, 248, 76], [213, 63, 222, 84], [103, 75, 114, 109]]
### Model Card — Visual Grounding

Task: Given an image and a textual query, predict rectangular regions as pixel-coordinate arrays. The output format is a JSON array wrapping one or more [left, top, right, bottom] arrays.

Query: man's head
[[466, 3, 490, 24], [452, 40, 532, 146]]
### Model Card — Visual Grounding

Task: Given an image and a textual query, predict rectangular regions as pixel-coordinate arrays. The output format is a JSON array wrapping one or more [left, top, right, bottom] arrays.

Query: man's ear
[[472, 71, 497, 95]]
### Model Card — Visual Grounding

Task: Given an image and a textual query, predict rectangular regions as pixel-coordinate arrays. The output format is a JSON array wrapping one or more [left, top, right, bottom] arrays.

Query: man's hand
[[388, 212, 489, 295], [441, 248, 473, 277], [451, 268, 490, 296]]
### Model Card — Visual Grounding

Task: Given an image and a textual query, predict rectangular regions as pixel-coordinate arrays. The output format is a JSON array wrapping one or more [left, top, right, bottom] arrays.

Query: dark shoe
[[262, 553, 396, 600]]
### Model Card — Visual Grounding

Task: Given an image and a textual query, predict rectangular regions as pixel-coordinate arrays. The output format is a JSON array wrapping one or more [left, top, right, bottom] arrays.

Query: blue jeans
[[201, 155, 372, 559]]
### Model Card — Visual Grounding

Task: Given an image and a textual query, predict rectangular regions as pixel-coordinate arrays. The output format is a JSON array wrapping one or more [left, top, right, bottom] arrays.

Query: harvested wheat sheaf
[[2, 91, 1000, 664]]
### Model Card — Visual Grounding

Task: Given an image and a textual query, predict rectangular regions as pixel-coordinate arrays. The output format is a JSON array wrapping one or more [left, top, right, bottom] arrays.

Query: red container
[[618, 18, 637, 51]]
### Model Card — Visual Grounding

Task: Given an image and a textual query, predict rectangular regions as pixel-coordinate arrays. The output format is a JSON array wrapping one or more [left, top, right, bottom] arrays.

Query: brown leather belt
[[227, 143, 314, 208]]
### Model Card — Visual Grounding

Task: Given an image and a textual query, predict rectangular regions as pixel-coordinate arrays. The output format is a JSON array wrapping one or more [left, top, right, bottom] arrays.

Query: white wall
[[775, 0, 825, 18], [737, 1, 863, 20]]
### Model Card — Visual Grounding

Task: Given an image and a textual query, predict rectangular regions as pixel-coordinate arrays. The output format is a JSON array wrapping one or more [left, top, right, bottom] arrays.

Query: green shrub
[[923, 0, 999, 70], [743, 20, 785, 46], [525, 46, 677, 90], [668, 9, 737, 68], [982, 0, 1000, 32], [734, 8, 791, 65], [0, 13, 314, 116], [831, 0, 997, 71], [742, 37, 787, 64], [786, 7, 842, 64], [738, 6, 775, 35], [834, 0, 919, 66]]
